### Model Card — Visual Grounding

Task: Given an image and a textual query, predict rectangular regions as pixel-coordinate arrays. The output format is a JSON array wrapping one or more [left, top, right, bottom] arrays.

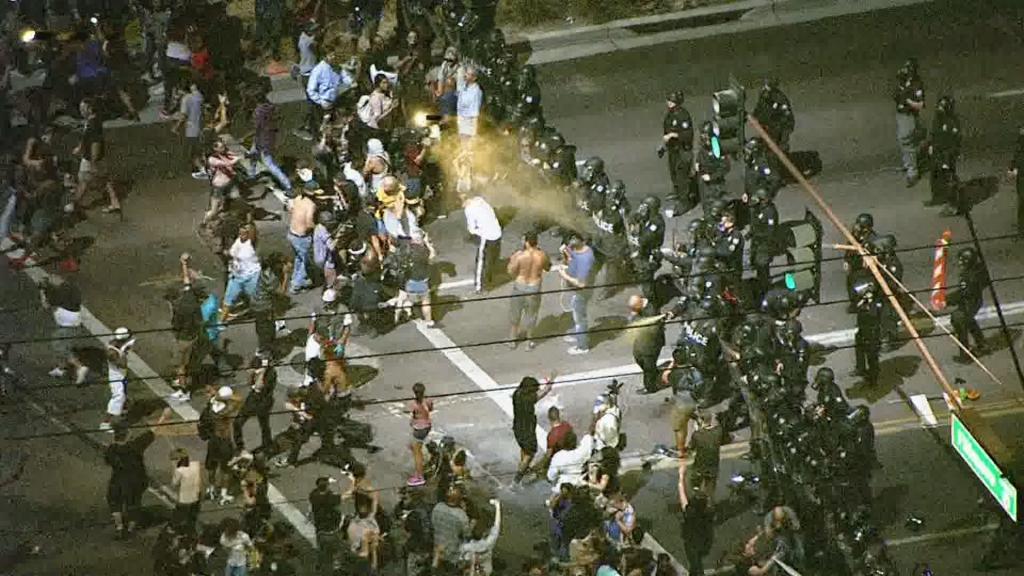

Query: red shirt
[[190, 48, 214, 80], [547, 421, 573, 454]]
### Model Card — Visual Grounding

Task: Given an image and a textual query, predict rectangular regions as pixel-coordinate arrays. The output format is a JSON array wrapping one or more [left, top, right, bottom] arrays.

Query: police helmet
[[812, 367, 835, 389], [854, 213, 874, 230], [581, 156, 605, 181], [904, 57, 919, 75], [706, 198, 728, 220], [937, 95, 955, 115], [873, 234, 897, 254], [687, 218, 706, 236], [700, 120, 715, 140], [538, 131, 565, 156], [667, 90, 685, 105], [782, 318, 803, 338], [744, 137, 765, 158], [763, 77, 780, 91], [490, 28, 506, 48], [608, 179, 627, 198], [519, 64, 537, 84], [640, 195, 661, 213], [957, 247, 976, 265], [751, 188, 772, 205]]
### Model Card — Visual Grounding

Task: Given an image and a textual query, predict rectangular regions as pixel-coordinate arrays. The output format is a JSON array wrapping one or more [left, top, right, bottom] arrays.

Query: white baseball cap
[[218, 386, 233, 399], [322, 288, 338, 303]]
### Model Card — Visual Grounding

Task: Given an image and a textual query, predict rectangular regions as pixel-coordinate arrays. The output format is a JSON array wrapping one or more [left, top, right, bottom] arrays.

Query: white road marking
[[545, 299, 1024, 390], [413, 320, 548, 451], [416, 318, 687, 570], [988, 88, 1024, 99], [18, 265, 320, 547], [698, 523, 999, 575]]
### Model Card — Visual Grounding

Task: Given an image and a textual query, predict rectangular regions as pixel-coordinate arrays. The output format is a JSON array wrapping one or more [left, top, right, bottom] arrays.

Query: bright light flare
[[20, 28, 36, 43]]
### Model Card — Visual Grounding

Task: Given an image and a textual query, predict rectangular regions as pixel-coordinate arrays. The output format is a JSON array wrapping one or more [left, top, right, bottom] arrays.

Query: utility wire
[[2, 231, 1016, 346], [5, 319, 1021, 442], [9, 272, 1024, 397]]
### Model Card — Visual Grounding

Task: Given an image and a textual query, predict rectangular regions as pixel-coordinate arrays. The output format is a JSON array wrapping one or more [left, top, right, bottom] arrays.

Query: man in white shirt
[[456, 66, 483, 142], [592, 395, 621, 452], [461, 194, 502, 293], [547, 431, 594, 493]]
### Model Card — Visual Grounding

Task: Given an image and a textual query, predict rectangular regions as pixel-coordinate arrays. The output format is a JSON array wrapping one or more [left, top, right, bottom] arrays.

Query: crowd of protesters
[[0, 0, 848, 575]]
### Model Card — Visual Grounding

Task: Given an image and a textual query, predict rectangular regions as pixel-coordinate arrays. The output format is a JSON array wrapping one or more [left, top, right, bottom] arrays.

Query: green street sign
[[951, 413, 1018, 521]]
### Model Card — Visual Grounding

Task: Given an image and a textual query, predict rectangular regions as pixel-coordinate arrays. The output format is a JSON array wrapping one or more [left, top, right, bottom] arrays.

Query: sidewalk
[[8, 0, 933, 131]]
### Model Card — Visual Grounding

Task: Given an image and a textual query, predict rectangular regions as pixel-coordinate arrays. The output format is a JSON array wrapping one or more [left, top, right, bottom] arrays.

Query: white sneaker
[[49, 367, 66, 378], [169, 390, 190, 402], [219, 495, 233, 506], [567, 347, 590, 355], [100, 421, 113, 432], [64, 203, 76, 214], [562, 335, 576, 344], [0, 238, 13, 251], [191, 170, 209, 180]]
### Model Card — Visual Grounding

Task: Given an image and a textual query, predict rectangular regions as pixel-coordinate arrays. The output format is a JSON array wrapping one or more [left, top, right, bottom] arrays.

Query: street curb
[[526, 0, 937, 65], [508, 0, 776, 49]]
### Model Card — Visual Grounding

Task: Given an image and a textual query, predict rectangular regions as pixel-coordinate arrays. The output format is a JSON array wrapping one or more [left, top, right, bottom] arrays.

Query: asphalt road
[[5, 1, 1024, 574]]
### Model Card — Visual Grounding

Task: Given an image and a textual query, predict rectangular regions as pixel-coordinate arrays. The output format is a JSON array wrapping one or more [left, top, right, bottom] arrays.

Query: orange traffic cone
[[930, 230, 952, 310]]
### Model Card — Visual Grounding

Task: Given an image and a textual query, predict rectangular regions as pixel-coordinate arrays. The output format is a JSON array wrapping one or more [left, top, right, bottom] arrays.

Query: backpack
[[357, 95, 374, 125], [197, 404, 215, 441]]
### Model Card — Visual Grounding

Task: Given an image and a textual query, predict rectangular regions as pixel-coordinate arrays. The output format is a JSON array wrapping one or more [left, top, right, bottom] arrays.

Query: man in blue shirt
[[559, 234, 594, 355], [306, 50, 351, 137]]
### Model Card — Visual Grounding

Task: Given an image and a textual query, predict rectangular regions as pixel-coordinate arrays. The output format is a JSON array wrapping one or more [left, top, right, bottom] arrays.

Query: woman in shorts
[[407, 382, 433, 487]]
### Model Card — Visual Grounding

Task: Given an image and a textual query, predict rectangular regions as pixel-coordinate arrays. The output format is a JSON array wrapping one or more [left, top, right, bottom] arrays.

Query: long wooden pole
[[746, 117, 962, 407]]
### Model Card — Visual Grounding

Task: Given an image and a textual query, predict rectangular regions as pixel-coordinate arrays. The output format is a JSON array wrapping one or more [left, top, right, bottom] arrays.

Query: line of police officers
[[440, 22, 1007, 569]]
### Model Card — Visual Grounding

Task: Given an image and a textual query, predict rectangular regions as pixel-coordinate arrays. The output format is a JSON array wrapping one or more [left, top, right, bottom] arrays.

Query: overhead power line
[[4, 319, 1020, 443]]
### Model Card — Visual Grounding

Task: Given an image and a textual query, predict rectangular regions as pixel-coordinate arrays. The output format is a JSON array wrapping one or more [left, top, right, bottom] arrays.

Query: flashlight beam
[[746, 116, 961, 406]]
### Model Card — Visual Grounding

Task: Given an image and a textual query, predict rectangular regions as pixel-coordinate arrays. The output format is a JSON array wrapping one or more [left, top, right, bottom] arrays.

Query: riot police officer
[[696, 121, 731, 209], [871, 235, 904, 348], [776, 318, 810, 389], [743, 137, 781, 198], [1008, 125, 1024, 236], [844, 213, 878, 313], [894, 58, 925, 187], [593, 181, 632, 298], [577, 156, 610, 215], [752, 77, 795, 151], [628, 196, 665, 300], [747, 187, 780, 293], [949, 247, 988, 361], [851, 277, 884, 387], [515, 64, 542, 121], [810, 367, 849, 421], [927, 95, 962, 215], [658, 91, 697, 217], [713, 208, 744, 282]]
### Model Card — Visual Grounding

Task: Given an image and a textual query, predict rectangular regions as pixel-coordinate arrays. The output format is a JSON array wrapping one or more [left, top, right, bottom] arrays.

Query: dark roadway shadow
[[871, 483, 910, 528], [847, 355, 922, 404], [432, 294, 464, 323]]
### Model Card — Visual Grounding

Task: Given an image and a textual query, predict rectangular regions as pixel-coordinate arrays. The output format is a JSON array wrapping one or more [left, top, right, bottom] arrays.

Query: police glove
[[657, 145, 666, 159]]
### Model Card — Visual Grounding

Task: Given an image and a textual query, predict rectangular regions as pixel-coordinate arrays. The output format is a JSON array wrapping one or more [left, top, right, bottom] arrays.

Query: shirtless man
[[506, 231, 551, 350], [287, 190, 317, 294]]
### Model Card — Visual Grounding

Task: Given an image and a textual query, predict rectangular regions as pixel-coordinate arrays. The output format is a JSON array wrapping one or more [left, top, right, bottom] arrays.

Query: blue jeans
[[896, 112, 920, 179], [287, 232, 313, 291], [224, 563, 248, 576], [249, 146, 293, 191], [570, 293, 589, 350], [0, 190, 16, 240], [224, 271, 260, 307]]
